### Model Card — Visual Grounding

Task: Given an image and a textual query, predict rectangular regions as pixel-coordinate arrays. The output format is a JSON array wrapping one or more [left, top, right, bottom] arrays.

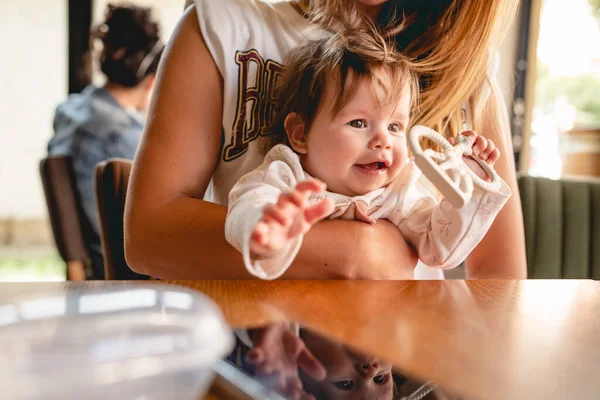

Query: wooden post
[[68, 0, 93, 94], [511, 0, 542, 174]]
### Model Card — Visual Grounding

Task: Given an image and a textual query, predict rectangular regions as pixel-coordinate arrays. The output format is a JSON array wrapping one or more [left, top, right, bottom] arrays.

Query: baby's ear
[[284, 113, 308, 154]]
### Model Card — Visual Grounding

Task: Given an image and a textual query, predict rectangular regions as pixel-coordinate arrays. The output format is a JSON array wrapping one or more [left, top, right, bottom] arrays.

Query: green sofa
[[518, 175, 600, 279]]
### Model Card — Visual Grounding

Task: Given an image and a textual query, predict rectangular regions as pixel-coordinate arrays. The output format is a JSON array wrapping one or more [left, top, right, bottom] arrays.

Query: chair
[[518, 175, 600, 279], [39, 156, 100, 280], [95, 158, 149, 280]]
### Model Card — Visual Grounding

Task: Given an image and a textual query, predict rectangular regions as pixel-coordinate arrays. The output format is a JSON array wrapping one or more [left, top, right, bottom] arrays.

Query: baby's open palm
[[250, 180, 334, 258], [247, 323, 326, 399]]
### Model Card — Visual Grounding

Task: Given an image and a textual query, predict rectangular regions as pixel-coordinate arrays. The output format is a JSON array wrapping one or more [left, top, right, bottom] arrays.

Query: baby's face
[[300, 70, 412, 197], [301, 330, 394, 399]]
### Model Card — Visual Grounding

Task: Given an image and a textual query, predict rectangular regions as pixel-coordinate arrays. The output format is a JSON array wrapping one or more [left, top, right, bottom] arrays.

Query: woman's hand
[[287, 218, 419, 280], [350, 220, 419, 279]]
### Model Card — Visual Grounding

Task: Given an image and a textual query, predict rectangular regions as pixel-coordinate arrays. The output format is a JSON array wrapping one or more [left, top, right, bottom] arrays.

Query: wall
[[0, 1, 184, 222], [0, 0, 67, 219]]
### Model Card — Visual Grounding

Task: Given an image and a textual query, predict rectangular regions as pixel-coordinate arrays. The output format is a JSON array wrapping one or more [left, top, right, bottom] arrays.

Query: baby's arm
[[225, 163, 332, 280], [394, 132, 510, 269]]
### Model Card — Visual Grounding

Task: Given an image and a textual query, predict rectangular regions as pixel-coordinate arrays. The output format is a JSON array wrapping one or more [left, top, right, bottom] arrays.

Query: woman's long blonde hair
[[307, 0, 519, 139]]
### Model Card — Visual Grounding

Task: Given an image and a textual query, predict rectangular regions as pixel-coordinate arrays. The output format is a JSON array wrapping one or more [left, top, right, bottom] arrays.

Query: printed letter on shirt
[[224, 50, 283, 161]]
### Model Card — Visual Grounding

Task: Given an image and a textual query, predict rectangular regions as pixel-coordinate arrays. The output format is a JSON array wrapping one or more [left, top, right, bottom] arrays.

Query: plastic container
[[0, 283, 234, 400]]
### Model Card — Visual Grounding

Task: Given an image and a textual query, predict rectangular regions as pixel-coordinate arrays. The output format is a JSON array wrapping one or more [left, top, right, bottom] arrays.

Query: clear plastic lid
[[0, 283, 234, 400]]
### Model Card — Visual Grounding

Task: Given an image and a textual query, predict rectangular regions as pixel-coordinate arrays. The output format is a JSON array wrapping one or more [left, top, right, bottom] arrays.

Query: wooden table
[[2, 280, 599, 400], [170, 280, 600, 400]]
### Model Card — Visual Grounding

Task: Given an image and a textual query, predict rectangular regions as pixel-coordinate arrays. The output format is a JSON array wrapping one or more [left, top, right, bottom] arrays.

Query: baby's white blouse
[[225, 145, 511, 280]]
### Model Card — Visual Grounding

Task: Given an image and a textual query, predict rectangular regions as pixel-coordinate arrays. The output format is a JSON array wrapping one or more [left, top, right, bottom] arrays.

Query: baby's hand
[[247, 323, 326, 399], [448, 130, 500, 181], [250, 180, 334, 258]]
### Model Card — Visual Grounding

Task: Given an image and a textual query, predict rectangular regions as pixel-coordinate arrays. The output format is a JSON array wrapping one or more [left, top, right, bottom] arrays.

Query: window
[[528, 0, 600, 177]]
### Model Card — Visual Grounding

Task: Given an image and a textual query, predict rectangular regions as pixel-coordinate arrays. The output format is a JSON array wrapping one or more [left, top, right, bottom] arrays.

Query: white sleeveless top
[[195, 0, 317, 205], [194, 0, 499, 279]]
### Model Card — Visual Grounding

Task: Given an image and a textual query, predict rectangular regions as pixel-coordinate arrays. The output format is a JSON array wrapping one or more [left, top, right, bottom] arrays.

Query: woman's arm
[[124, 7, 417, 280], [464, 80, 527, 279]]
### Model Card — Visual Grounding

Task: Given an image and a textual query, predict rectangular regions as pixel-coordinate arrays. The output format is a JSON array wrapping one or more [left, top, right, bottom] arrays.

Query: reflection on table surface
[[215, 322, 461, 400], [1, 280, 599, 400], [178, 280, 600, 400]]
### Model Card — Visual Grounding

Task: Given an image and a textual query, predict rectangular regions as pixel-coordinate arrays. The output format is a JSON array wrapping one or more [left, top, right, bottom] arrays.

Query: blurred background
[[0, 0, 183, 280], [0, 0, 598, 280]]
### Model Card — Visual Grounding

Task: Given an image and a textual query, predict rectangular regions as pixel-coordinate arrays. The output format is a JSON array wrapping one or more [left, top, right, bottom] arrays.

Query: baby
[[244, 323, 454, 399], [225, 30, 511, 280]]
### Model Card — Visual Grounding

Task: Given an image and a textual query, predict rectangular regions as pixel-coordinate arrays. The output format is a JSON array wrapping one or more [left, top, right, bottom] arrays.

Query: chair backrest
[[518, 175, 600, 279], [95, 158, 149, 280], [39, 156, 99, 279]]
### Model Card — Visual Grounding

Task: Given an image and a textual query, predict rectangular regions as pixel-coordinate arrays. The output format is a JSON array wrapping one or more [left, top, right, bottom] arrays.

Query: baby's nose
[[355, 361, 380, 378], [370, 129, 392, 150]]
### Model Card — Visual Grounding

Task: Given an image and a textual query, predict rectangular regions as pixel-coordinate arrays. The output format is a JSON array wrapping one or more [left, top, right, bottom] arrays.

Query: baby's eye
[[349, 119, 366, 128], [388, 123, 402, 133], [333, 380, 354, 390], [374, 374, 387, 385]]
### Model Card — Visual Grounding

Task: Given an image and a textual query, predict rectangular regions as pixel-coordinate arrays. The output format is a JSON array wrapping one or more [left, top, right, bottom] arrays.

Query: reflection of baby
[[300, 329, 396, 400], [245, 323, 395, 399], [245, 324, 464, 400], [225, 30, 511, 280], [244, 324, 325, 399]]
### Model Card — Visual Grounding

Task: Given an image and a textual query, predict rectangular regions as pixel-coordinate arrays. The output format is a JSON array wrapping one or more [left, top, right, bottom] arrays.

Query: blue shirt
[[48, 85, 143, 250]]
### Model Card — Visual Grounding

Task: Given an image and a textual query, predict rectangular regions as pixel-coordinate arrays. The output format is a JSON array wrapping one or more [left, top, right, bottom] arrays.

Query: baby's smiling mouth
[[355, 161, 388, 173]]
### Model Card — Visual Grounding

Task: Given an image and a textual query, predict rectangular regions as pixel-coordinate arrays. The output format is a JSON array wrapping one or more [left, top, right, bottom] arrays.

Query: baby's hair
[[261, 25, 419, 155], [94, 3, 164, 87]]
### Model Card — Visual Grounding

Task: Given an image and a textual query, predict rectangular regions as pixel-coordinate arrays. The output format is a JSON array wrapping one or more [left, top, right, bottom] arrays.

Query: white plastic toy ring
[[408, 125, 501, 208]]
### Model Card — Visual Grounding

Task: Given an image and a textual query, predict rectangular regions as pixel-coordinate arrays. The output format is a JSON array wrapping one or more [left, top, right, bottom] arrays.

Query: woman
[[125, 0, 526, 279], [49, 4, 164, 278]]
